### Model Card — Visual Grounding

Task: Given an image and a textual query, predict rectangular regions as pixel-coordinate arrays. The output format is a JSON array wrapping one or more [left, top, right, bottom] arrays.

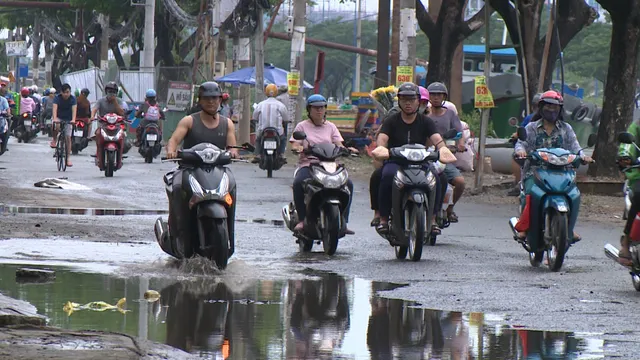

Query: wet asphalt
[[0, 135, 639, 357]]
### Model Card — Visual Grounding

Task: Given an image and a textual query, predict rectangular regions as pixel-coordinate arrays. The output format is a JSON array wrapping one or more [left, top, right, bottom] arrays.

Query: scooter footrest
[[90, 154, 97, 157]]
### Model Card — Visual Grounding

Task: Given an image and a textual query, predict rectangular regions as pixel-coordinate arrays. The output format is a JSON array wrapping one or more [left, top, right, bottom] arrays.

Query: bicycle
[[54, 121, 68, 172]]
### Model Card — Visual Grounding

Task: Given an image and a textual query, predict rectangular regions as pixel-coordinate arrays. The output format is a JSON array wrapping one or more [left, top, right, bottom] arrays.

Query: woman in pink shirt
[[19, 87, 35, 114], [289, 94, 358, 234]]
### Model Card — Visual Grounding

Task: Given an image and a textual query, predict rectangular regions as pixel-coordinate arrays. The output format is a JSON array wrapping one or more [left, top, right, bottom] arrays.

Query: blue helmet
[[146, 89, 157, 98], [306, 94, 327, 108]]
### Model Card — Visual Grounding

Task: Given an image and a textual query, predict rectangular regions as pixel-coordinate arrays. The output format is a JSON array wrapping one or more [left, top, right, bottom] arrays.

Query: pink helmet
[[418, 86, 430, 103]]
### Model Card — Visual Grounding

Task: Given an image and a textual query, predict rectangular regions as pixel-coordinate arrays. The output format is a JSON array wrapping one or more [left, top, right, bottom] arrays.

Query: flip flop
[[370, 217, 380, 227], [431, 225, 441, 236], [447, 211, 459, 223], [376, 223, 389, 235]]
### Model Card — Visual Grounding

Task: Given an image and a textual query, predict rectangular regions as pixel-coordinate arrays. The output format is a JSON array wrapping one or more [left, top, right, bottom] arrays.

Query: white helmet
[[49, 88, 56, 94], [31, 85, 38, 92]]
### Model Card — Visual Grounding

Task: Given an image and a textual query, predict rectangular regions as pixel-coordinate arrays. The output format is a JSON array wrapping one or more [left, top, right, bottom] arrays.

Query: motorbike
[[154, 142, 253, 270], [0, 113, 8, 156], [13, 111, 38, 143], [282, 131, 355, 255], [605, 131, 640, 291], [71, 118, 90, 155], [93, 113, 127, 177], [374, 129, 459, 261], [137, 108, 166, 164], [258, 127, 285, 178], [508, 127, 596, 271]]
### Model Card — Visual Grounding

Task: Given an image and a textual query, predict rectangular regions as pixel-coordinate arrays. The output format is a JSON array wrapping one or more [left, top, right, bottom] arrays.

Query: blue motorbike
[[508, 127, 596, 271]]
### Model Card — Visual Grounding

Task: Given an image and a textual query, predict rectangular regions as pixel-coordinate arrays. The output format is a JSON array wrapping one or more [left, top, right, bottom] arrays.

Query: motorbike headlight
[[399, 148, 429, 162], [312, 167, 348, 189], [538, 151, 576, 166], [195, 148, 220, 164], [105, 115, 118, 124]]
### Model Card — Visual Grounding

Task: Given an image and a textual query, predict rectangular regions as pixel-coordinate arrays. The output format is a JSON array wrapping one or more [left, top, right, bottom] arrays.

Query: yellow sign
[[287, 71, 300, 96], [8, 71, 14, 83], [474, 76, 495, 108], [395, 66, 414, 86]]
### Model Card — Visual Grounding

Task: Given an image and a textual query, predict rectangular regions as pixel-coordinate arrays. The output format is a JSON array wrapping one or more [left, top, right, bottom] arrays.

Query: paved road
[[0, 135, 638, 357]]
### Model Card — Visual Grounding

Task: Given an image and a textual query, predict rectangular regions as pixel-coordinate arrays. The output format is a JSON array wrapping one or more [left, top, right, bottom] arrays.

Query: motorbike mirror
[[162, 107, 168, 112], [242, 142, 255, 152], [292, 131, 307, 141], [587, 133, 597, 148], [442, 129, 458, 140], [508, 117, 519, 127], [617, 132, 635, 145], [516, 126, 527, 141]]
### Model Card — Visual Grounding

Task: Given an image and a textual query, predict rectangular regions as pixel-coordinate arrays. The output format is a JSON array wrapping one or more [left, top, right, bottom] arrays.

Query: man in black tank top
[[166, 81, 239, 158]]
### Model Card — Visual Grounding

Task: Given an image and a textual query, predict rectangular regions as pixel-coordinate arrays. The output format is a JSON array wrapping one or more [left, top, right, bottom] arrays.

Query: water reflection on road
[[0, 264, 603, 359]]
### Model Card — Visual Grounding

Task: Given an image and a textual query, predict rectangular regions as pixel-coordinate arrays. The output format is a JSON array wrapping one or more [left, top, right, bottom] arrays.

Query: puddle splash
[[0, 264, 604, 359], [0, 205, 168, 216]]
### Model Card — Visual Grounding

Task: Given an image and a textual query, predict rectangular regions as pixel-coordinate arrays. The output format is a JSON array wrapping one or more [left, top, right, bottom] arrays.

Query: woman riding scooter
[[617, 120, 640, 266], [290, 94, 358, 235]]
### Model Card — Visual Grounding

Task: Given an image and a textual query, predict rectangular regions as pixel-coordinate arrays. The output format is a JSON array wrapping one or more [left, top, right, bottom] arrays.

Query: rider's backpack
[[144, 103, 161, 121]]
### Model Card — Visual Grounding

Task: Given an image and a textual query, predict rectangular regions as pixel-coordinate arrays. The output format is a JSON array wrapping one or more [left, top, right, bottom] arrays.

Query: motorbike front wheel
[[200, 218, 229, 270], [408, 204, 426, 261], [547, 212, 568, 272], [322, 205, 341, 255], [105, 151, 115, 177]]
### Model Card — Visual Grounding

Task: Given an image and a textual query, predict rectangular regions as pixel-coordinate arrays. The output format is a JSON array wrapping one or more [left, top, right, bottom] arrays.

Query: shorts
[[443, 163, 462, 182], [56, 121, 72, 137]]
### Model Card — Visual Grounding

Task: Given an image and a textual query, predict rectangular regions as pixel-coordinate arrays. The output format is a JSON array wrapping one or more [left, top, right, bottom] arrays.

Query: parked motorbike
[[13, 111, 38, 143], [282, 131, 355, 255], [508, 127, 596, 271], [93, 113, 127, 177], [258, 127, 285, 178], [71, 118, 90, 155], [137, 108, 166, 163], [0, 113, 9, 155], [374, 129, 459, 261], [154, 142, 253, 270], [605, 131, 640, 291]]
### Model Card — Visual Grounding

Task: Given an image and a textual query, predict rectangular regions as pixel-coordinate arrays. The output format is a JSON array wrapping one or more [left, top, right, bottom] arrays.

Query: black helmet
[[427, 82, 448, 95], [81, 88, 90, 96], [198, 81, 222, 98], [105, 81, 118, 93], [397, 82, 420, 97]]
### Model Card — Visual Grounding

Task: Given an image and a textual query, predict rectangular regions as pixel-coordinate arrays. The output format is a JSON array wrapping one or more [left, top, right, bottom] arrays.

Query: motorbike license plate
[[73, 130, 84, 137], [146, 134, 158, 141], [45, 119, 52, 125], [264, 141, 277, 150], [23, 120, 31, 126]]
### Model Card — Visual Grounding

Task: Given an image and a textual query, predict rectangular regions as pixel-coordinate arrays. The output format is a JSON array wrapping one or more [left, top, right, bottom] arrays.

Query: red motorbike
[[93, 113, 126, 177]]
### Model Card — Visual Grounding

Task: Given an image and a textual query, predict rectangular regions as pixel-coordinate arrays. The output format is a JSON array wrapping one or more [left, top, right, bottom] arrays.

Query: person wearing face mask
[[289, 94, 358, 234], [513, 90, 593, 242]]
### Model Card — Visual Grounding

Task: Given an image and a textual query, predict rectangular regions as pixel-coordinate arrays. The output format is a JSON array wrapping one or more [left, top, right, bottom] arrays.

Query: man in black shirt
[[370, 82, 456, 235]]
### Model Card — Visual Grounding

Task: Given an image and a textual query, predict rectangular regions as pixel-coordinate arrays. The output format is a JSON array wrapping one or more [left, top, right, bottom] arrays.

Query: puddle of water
[[0, 205, 168, 216], [0, 264, 604, 359]]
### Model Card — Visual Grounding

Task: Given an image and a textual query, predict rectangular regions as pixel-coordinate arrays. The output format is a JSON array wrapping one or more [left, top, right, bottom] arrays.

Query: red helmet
[[20, 87, 29, 96], [222, 93, 230, 100], [539, 90, 563, 106]]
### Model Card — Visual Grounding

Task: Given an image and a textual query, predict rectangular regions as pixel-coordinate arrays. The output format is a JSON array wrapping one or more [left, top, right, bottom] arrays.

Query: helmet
[[81, 88, 90, 96], [20, 87, 29, 96], [49, 88, 56, 94], [539, 90, 563, 106], [532, 92, 543, 104], [306, 94, 327, 107], [418, 86, 430, 102], [222, 93, 230, 100], [146, 89, 157, 98], [278, 85, 288, 94], [74, 89, 80, 97], [198, 81, 222, 98], [397, 82, 420, 97], [265, 84, 278, 97], [427, 82, 448, 95], [105, 81, 118, 93], [31, 85, 38, 92], [44, 89, 50, 96]]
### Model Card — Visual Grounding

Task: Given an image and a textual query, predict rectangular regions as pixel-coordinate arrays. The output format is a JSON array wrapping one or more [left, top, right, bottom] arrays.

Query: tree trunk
[[589, 8, 640, 176], [110, 43, 127, 68]]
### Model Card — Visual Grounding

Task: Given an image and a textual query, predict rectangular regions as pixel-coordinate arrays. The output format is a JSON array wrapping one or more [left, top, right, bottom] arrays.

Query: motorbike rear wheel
[[547, 212, 568, 272], [322, 205, 341, 255], [266, 155, 273, 178], [408, 204, 426, 261]]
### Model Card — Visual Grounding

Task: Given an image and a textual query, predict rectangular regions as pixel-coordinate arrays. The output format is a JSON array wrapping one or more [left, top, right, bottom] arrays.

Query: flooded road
[[0, 264, 604, 359]]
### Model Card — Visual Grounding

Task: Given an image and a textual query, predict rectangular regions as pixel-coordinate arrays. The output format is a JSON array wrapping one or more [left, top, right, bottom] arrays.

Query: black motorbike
[[137, 108, 166, 163], [0, 113, 9, 155], [71, 118, 90, 155], [154, 142, 252, 270], [13, 111, 38, 143], [258, 127, 285, 178], [376, 129, 459, 262], [282, 131, 354, 255]]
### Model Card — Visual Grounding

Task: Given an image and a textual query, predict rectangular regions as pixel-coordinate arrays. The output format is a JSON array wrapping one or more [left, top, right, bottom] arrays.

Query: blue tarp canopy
[[215, 64, 313, 88]]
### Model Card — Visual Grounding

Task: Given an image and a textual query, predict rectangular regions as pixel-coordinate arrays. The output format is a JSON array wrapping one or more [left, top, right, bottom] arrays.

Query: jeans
[[370, 167, 382, 210], [293, 166, 354, 223], [255, 133, 287, 155], [378, 162, 444, 218]]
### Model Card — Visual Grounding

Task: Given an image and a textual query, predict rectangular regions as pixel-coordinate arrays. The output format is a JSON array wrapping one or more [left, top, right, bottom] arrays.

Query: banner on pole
[[474, 76, 495, 108], [287, 71, 300, 96], [395, 66, 414, 86]]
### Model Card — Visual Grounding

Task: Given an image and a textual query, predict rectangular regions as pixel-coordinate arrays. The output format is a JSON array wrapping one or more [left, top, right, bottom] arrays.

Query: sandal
[[376, 223, 389, 235], [571, 233, 582, 244], [370, 217, 380, 227], [447, 210, 459, 223], [431, 225, 441, 236]]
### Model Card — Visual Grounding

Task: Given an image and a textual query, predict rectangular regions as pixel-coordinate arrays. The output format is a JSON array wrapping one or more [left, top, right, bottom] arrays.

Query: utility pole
[[142, 0, 155, 69], [474, 4, 492, 190], [354, 0, 362, 92], [238, 37, 251, 144], [399, 0, 416, 70], [390, 0, 400, 84], [290, 0, 306, 125], [99, 14, 110, 70], [374, 0, 390, 88], [255, 6, 265, 103]]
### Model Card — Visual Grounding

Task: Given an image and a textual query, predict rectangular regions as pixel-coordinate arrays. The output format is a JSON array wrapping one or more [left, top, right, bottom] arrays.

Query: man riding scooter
[[252, 84, 289, 164], [513, 90, 593, 243], [90, 82, 129, 170]]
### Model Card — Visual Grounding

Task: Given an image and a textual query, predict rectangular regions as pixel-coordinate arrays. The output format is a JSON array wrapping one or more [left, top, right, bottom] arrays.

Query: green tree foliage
[[562, 22, 612, 83]]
